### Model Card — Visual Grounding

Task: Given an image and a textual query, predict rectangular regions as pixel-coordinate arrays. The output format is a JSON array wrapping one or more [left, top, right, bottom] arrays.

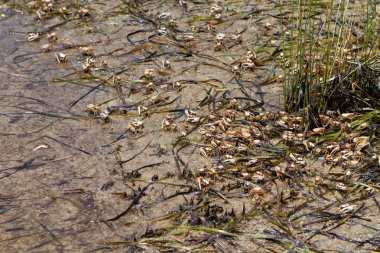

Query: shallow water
[[0, 1, 379, 252]]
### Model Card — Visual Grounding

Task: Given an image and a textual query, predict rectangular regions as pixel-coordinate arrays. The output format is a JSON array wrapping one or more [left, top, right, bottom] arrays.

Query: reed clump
[[281, 0, 380, 126]]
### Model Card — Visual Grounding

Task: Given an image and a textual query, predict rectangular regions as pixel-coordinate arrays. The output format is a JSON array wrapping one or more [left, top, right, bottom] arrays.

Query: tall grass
[[281, 0, 380, 125]]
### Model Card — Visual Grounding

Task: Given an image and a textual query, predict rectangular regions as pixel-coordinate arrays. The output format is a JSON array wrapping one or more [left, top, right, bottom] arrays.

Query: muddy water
[[0, 1, 379, 252]]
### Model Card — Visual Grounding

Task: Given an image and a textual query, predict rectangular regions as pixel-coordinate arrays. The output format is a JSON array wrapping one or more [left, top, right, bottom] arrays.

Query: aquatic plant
[[281, 0, 380, 126]]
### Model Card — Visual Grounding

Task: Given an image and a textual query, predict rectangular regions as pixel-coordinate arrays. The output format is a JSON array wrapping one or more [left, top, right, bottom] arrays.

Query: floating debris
[[33, 144, 49, 151], [127, 119, 144, 133], [78, 8, 90, 17], [158, 12, 171, 19], [162, 59, 171, 69], [47, 32, 58, 43], [144, 68, 154, 79], [339, 204, 356, 214], [55, 53, 67, 63], [79, 46, 94, 56], [162, 115, 177, 131], [87, 104, 100, 115], [27, 33, 39, 42], [41, 43, 53, 52], [145, 82, 155, 93]]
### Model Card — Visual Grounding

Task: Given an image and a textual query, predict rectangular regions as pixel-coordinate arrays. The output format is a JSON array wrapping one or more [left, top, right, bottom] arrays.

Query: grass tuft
[[281, 0, 380, 125]]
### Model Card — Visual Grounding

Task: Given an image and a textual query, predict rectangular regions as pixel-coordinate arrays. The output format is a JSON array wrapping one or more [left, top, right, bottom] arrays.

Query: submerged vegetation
[[0, 0, 379, 252]]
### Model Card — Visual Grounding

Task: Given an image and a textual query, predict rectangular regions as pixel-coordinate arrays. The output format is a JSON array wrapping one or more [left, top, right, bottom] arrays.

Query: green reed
[[281, 0, 380, 125]]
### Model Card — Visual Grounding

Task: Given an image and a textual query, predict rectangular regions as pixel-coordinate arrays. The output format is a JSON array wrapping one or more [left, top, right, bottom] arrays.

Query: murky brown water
[[0, 1, 379, 252]]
